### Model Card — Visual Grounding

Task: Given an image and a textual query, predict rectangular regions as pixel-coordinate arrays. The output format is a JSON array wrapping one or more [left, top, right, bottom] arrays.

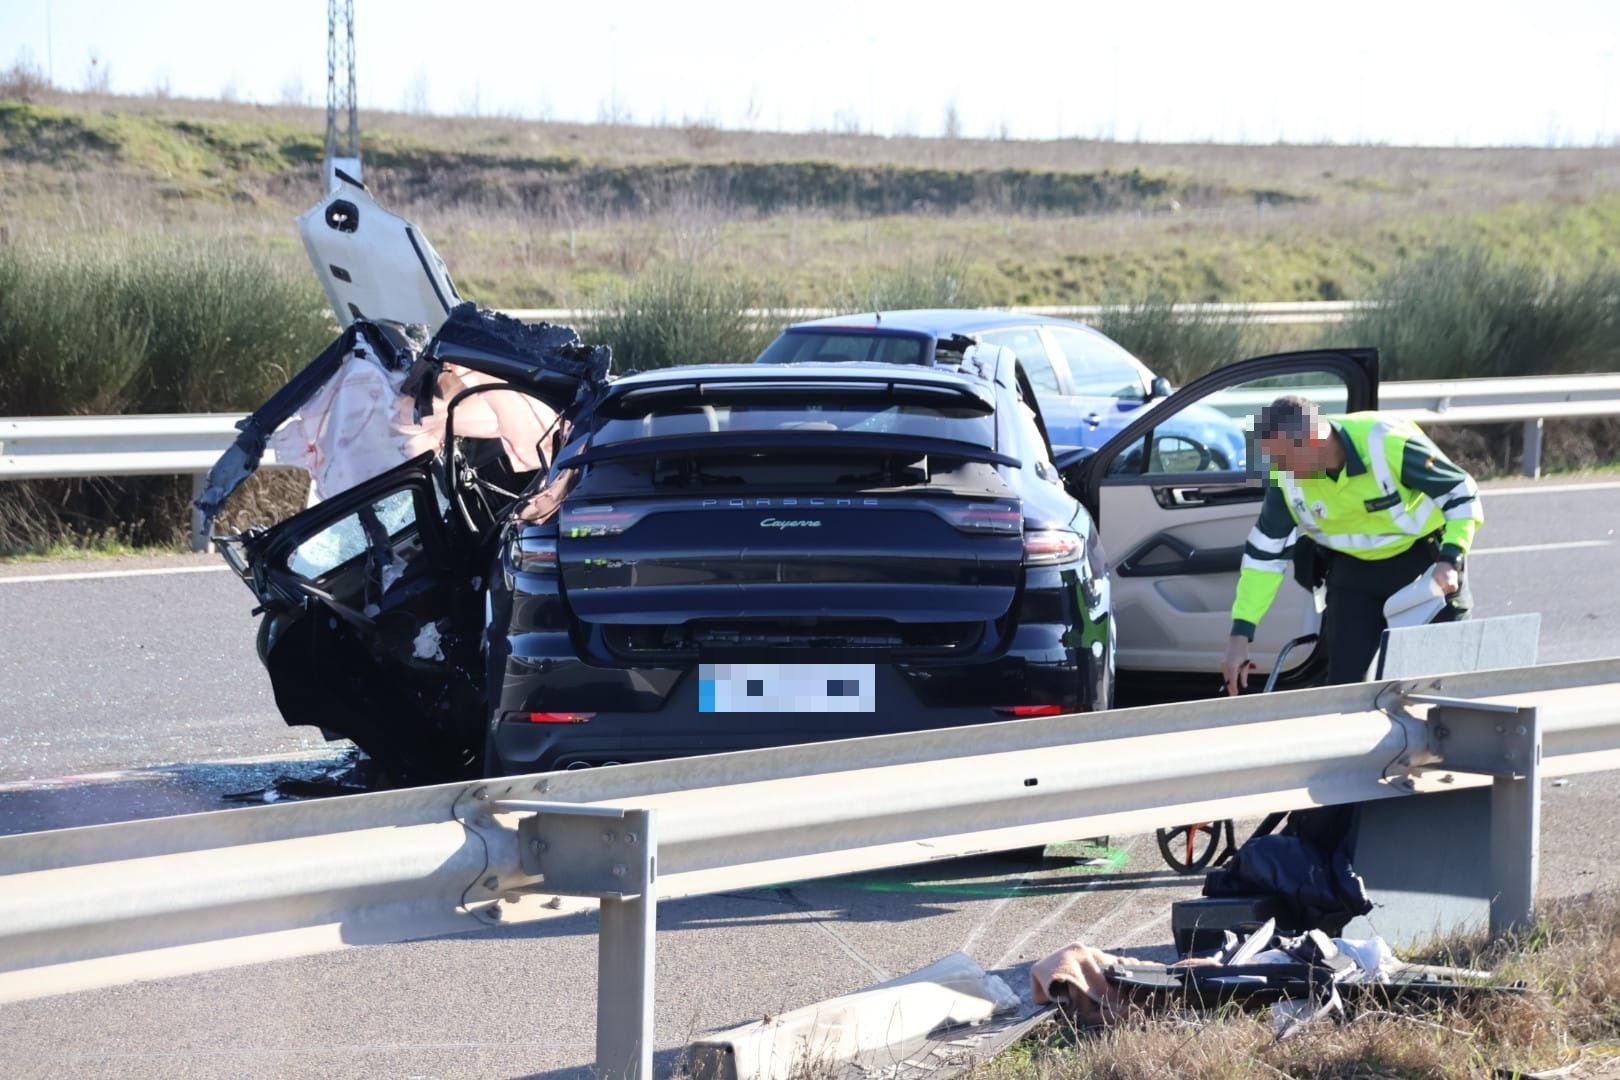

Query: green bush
[[0, 240, 332, 416], [0, 244, 148, 414], [1335, 246, 1620, 380], [0, 240, 335, 554], [584, 265, 779, 370], [829, 255, 988, 314], [1088, 288, 1256, 384]]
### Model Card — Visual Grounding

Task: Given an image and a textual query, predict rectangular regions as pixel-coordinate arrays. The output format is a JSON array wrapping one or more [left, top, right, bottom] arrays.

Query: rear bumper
[[489, 622, 1105, 774]]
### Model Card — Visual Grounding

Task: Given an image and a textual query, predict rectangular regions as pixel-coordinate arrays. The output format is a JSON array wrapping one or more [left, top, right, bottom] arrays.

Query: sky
[[2, 0, 1618, 146]]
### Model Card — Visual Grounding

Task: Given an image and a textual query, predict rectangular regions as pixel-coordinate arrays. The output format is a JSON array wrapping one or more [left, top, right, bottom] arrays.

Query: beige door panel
[[1101, 483, 1319, 674]]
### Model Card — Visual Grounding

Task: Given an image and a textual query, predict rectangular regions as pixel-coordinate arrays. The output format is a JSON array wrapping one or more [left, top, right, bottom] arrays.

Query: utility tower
[[323, 0, 361, 192]]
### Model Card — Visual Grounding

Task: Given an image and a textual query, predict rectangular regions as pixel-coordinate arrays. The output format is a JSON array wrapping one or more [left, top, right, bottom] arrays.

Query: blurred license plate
[[698, 663, 875, 713]]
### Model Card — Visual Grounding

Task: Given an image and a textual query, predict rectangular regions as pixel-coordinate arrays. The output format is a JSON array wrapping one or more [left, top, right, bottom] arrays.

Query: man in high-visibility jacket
[[1221, 395, 1483, 695]]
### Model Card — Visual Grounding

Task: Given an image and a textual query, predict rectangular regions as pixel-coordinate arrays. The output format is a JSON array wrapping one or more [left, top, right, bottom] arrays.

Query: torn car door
[[299, 174, 461, 331], [229, 457, 487, 783]]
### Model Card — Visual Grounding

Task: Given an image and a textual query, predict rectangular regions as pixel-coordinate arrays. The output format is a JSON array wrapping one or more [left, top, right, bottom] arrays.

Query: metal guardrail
[[4, 372, 1616, 550], [502, 300, 1373, 326], [1214, 373, 1620, 476], [1, 656, 1617, 1077], [0, 415, 282, 551]]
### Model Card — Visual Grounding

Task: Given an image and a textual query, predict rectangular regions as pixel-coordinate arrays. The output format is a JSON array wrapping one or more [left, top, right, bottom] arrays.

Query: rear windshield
[[591, 397, 995, 449], [756, 329, 929, 366]]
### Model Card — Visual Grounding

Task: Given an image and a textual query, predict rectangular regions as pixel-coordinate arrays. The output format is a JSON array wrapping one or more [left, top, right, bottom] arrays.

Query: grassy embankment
[[3, 92, 1620, 552]]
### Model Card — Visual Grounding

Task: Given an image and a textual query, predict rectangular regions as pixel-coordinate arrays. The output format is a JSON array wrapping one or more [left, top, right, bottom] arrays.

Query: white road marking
[[1486, 480, 1620, 496], [958, 887, 1027, 958], [1471, 540, 1612, 556], [0, 564, 229, 585], [992, 883, 1100, 969], [989, 837, 1159, 969]]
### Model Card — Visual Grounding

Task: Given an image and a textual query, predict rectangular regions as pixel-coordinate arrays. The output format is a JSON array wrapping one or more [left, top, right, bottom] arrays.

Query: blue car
[[755, 310, 1247, 472]]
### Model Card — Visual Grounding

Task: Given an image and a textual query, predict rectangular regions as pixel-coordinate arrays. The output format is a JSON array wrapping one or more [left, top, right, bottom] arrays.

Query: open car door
[[225, 456, 489, 783], [1069, 349, 1378, 692]]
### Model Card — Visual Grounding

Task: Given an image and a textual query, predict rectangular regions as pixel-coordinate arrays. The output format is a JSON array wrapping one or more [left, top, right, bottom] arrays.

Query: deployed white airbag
[[270, 331, 557, 502]]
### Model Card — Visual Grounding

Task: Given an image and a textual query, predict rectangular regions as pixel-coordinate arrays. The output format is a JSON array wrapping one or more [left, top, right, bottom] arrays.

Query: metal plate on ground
[[1376, 613, 1541, 679]]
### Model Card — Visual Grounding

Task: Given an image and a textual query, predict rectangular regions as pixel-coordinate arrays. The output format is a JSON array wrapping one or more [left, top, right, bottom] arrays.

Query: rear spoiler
[[598, 377, 995, 417], [558, 431, 1020, 470]]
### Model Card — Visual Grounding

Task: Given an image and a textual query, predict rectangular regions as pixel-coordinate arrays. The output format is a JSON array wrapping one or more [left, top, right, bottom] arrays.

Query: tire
[[1155, 822, 1227, 874]]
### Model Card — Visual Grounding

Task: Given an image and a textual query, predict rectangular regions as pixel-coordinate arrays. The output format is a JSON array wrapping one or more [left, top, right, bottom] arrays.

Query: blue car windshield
[[756, 330, 928, 366]]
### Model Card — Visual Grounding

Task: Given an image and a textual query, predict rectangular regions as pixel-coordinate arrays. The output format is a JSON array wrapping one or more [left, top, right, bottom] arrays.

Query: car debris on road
[[1031, 919, 1517, 1038]]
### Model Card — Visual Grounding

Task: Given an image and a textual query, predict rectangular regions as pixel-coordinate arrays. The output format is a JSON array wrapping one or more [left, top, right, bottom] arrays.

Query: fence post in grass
[[1521, 418, 1543, 478]]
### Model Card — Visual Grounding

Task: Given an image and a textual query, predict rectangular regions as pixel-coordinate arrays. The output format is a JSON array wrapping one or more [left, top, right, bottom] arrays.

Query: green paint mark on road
[[846, 844, 1131, 899]]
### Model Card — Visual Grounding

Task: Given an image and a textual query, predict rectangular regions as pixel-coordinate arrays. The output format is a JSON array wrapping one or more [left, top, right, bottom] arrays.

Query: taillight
[[993, 704, 1067, 717], [512, 534, 558, 574], [1023, 529, 1082, 566], [939, 502, 1023, 534], [522, 712, 595, 724], [562, 504, 649, 538]]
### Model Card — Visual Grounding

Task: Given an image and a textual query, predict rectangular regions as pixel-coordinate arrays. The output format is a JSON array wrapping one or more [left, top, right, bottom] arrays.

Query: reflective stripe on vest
[[1366, 421, 1440, 537]]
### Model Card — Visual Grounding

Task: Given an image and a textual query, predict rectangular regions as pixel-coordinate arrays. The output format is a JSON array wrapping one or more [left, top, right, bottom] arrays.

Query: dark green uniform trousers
[[1322, 533, 1472, 685]]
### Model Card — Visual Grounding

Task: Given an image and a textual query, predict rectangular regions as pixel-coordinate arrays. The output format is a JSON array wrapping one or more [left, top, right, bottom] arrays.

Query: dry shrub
[[0, 58, 54, 103], [828, 254, 989, 313], [1427, 418, 1620, 479], [210, 467, 311, 536], [1037, 1014, 1263, 1080], [584, 265, 780, 370], [0, 461, 311, 557], [1089, 288, 1257, 385], [0, 476, 192, 554]]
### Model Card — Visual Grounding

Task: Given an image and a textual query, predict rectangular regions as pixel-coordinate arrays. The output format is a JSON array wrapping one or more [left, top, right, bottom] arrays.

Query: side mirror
[[1148, 434, 1214, 473], [1149, 376, 1173, 400]]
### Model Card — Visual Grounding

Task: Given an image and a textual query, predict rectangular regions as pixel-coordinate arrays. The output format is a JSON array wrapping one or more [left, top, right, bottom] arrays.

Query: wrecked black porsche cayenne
[[199, 182, 1113, 783]]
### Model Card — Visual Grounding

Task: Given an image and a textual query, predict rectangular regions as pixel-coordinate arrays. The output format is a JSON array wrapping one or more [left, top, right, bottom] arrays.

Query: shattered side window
[[289, 489, 417, 580]]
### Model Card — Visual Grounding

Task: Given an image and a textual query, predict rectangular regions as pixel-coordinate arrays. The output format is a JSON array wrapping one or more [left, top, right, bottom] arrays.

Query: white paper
[[1383, 565, 1448, 629]]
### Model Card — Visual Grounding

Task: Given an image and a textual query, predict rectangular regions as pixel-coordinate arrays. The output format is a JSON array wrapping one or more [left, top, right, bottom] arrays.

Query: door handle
[[1151, 482, 1262, 510], [1115, 534, 1244, 577]]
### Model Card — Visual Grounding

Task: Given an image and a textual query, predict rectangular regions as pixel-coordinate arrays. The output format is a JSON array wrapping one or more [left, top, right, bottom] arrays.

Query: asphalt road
[[1, 479, 1616, 785], [0, 477, 1617, 1076]]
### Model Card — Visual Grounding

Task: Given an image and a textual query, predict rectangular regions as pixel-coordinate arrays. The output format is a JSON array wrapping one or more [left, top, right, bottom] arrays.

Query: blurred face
[[1260, 427, 1335, 474]]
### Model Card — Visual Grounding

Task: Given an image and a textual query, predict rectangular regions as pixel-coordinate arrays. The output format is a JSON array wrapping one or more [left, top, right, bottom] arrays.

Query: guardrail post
[[1488, 709, 1541, 936], [1421, 701, 1542, 935], [1521, 418, 1544, 478], [495, 801, 657, 1078], [189, 472, 210, 552], [596, 810, 656, 1078]]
